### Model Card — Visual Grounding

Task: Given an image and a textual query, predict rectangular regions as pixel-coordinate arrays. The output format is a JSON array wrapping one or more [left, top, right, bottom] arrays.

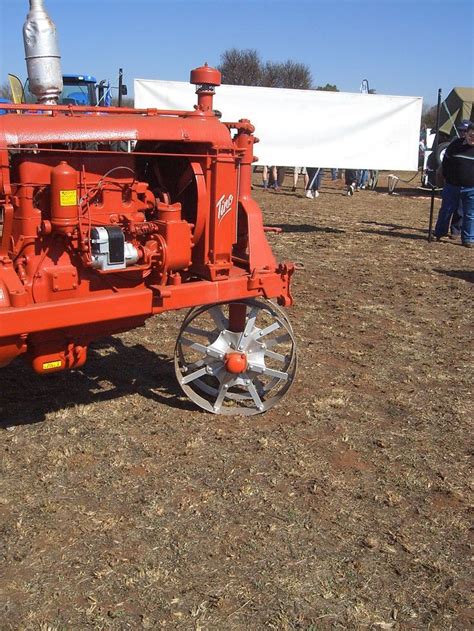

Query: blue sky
[[1, 0, 473, 106]]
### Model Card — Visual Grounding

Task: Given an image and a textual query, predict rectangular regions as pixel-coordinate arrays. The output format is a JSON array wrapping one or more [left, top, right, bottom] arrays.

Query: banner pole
[[428, 88, 442, 242]]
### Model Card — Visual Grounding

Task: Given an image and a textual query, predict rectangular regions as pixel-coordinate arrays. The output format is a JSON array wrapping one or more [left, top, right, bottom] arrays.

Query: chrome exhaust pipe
[[23, 0, 63, 104]]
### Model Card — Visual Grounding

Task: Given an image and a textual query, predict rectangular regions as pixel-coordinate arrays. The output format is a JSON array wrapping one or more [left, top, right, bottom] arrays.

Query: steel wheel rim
[[174, 299, 297, 415]]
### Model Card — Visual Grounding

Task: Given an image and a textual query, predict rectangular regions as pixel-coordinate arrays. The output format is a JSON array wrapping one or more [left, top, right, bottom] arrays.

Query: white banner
[[135, 79, 423, 171]]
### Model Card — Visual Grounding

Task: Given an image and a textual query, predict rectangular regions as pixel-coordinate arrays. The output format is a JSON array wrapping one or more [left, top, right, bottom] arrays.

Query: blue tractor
[[0, 97, 12, 114], [6, 69, 127, 108], [60, 73, 128, 106], [60, 74, 105, 106]]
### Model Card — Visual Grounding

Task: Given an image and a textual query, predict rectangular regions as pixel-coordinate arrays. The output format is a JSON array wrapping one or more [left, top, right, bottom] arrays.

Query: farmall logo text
[[216, 193, 234, 222]]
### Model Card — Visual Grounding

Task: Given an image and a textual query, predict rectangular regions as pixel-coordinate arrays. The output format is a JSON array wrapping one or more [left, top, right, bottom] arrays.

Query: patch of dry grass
[[0, 171, 472, 630]]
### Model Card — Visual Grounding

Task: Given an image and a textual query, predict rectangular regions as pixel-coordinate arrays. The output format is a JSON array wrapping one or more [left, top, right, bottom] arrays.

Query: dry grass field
[[1, 171, 472, 630]]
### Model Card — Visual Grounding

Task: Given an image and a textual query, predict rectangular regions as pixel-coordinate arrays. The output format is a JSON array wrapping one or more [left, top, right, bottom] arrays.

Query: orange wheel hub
[[224, 351, 248, 374]]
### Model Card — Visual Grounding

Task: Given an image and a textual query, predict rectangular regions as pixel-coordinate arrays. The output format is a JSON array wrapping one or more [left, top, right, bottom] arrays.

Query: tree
[[272, 60, 312, 89], [261, 61, 281, 88], [261, 61, 312, 89], [0, 82, 11, 99], [316, 83, 339, 92], [218, 48, 263, 86], [218, 48, 312, 89], [421, 104, 437, 128]]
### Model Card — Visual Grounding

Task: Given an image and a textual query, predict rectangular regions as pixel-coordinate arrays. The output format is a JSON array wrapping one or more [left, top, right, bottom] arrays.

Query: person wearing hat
[[434, 120, 474, 247], [450, 120, 471, 238]]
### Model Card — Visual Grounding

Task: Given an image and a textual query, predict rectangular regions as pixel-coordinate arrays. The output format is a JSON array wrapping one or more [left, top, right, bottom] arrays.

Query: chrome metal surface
[[175, 299, 297, 415], [23, 0, 63, 104]]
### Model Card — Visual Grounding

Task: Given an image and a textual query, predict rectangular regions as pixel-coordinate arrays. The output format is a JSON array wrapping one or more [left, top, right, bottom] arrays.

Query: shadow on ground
[[359, 221, 427, 234], [0, 337, 193, 427], [359, 227, 429, 241], [434, 268, 474, 284], [374, 185, 439, 198], [272, 223, 345, 234]]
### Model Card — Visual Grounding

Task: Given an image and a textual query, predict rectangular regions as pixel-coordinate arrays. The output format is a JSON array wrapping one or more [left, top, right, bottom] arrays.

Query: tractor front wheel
[[174, 298, 297, 415]]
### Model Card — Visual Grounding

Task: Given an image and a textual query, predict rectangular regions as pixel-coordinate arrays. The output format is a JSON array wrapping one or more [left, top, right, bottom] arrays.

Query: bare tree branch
[[218, 49, 314, 90], [0, 83, 12, 100]]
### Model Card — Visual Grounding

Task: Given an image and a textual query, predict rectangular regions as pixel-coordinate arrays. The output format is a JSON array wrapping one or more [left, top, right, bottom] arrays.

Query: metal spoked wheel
[[174, 298, 297, 415]]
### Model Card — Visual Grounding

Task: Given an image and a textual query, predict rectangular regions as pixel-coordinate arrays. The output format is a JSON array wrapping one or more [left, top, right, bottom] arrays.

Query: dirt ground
[[1, 171, 472, 630]]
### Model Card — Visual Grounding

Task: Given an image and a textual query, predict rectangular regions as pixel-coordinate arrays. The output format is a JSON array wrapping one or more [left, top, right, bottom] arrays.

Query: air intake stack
[[23, 0, 63, 104]]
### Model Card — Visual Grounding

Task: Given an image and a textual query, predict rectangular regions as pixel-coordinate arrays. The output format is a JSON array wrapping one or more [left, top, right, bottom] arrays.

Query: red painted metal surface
[[0, 66, 294, 375]]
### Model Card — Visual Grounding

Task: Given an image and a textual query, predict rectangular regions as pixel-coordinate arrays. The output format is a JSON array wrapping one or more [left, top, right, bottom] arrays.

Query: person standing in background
[[305, 167, 322, 199], [435, 122, 474, 247], [293, 167, 309, 192], [449, 120, 471, 238], [345, 169, 358, 196], [357, 169, 369, 189], [262, 165, 279, 190]]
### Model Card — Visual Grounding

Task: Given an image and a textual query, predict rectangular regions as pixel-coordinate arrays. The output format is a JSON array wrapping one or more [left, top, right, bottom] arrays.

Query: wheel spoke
[[185, 325, 217, 341], [254, 378, 266, 396], [263, 349, 286, 362], [247, 380, 264, 411], [185, 358, 206, 371], [180, 337, 222, 360], [247, 362, 288, 381], [181, 366, 208, 385], [213, 377, 234, 412], [256, 321, 281, 339], [237, 305, 259, 349], [262, 367, 288, 381], [209, 305, 228, 330], [265, 333, 291, 349], [180, 337, 208, 353], [239, 307, 259, 341]]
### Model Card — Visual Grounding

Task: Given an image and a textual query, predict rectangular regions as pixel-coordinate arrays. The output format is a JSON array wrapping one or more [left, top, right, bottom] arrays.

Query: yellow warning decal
[[60, 190, 77, 206], [42, 360, 62, 370]]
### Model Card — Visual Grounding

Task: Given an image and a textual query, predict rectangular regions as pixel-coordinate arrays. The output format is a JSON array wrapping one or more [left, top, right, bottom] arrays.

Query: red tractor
[[0, 64, 297, 415]]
